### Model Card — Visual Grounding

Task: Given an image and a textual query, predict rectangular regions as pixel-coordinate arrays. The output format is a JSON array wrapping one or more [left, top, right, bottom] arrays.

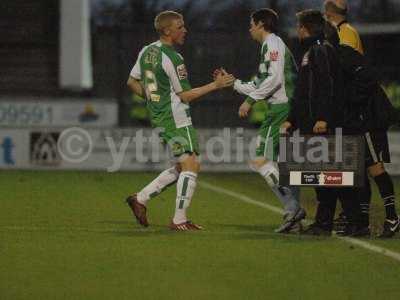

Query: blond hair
[[154, 11, 183, 36]]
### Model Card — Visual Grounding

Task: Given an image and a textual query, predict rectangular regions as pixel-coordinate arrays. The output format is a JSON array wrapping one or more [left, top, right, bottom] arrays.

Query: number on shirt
[[144, 70, 160, 102]]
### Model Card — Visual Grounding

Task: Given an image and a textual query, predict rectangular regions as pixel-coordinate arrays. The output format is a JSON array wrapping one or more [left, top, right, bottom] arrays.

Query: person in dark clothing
[[313, 21, 371, 237], [322, 21, 399, 238], [324, 0, 371, 234], [281, 9, 346, 235], [282, 11, 344, 134]]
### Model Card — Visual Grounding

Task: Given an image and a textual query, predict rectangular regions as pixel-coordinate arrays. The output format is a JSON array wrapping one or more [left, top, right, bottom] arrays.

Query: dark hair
[[324, 21, 340, 47], [324, 1, 347, 16], [296, 9, 326, 37], [251, 8, 279, 33]]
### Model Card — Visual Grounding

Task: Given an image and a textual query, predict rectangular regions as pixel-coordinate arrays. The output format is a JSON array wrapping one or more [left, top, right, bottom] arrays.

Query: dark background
[[1, 0, 399, 127]]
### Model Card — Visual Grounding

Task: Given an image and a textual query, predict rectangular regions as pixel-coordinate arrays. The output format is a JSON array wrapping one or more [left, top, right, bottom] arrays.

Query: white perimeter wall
[[59, 0, 93, 90]]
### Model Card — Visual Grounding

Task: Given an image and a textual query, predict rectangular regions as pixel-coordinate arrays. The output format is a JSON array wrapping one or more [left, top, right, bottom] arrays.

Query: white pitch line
[[199, 181, 400, 263]]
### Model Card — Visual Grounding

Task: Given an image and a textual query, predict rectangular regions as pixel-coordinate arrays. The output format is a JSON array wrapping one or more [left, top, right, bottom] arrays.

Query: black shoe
[[333, 213, 348, 234], [302, 223, 332, 236], [275, 208, 306, 233], [336, 224, 370, 237], [336, 224, 355, 237], [378, 217, 400, 238], [352, 226, 371, 237]]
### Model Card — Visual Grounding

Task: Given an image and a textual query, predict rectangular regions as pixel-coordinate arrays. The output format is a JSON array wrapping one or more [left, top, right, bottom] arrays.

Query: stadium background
[[1, 0, 400, 124], [1, 0, 400, 172], [1, 1, 400, 299]]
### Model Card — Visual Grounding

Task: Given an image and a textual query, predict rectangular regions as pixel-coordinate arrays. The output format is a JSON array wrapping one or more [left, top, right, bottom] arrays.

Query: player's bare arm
[[127, 76, 145, 97], [178, 72, 235, 103]]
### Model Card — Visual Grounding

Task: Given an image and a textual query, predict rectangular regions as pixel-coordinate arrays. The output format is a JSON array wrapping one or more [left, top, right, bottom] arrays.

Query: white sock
[[258, 161, 300, 214], [137, 167, 179, 206], [173, 171, 197, 224], [258, 161, 279, 186]]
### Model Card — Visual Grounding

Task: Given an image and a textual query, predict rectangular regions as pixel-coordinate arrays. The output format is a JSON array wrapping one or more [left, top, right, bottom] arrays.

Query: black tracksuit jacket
[[287, 35, 345, 134], [337, 45, 398, 132]]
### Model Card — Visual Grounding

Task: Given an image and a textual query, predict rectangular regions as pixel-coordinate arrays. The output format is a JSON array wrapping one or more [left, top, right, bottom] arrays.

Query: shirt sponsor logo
[[323, 172, 343, 185], [269, 51, 279, 61], [176, 64, 188, 80], [301, 172, 320, 185]]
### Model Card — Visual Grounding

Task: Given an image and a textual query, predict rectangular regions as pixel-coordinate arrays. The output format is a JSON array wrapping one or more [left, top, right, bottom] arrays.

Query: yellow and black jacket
[[337, 20, 364, 54]]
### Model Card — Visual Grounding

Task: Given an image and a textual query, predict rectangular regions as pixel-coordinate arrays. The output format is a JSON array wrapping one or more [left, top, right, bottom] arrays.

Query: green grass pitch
[[1, 171, 400, 299]]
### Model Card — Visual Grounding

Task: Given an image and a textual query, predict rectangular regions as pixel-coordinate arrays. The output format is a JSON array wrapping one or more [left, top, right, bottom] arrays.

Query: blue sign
[[1, 137, 15, 165]]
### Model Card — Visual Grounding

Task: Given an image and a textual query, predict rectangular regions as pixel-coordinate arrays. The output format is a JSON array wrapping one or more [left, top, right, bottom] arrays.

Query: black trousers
[[339, 174, 371, 227], [314, 187, 362, 231]]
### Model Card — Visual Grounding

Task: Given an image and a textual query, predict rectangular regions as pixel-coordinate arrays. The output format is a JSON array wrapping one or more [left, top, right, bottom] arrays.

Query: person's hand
[[214, 72, 235, 89], [213, 67, 233, 80], [238, 101, 252, 118], [280, 121, 292, 134], [313, 120, 328, 134], [213, 68, 222, 80]]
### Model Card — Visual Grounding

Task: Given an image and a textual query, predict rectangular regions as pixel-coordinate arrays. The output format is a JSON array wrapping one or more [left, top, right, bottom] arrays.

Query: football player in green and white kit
[[126, 11, 235, 231], [220, 9, 306, 233]]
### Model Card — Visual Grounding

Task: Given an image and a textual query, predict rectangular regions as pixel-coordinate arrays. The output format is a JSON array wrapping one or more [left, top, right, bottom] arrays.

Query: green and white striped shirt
[[234, 33, 297, 105], [130, 41, 192, 129]]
